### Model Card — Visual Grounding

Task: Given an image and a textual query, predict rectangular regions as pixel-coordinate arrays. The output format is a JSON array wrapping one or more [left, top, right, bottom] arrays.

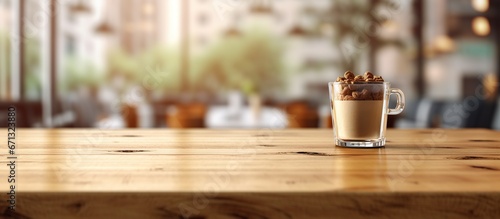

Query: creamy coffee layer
[[332, 100, 385, 140]]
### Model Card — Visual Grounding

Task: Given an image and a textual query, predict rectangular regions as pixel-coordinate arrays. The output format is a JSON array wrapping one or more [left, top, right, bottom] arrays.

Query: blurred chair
[[122, 104, 138, 128], [463, 100, 497, 128], [319, 105, 332, 128], [492, 98, 500, 130], [322, 114, 333, 128], [439, 101, 466, 128], [0, 101, 42, 127], [283, 101, 319, 128], [459, 74, 498, 128], [166, 103, 207, 128], [396, 99, 443, 128], [440, 100, 497, 129], [152, 99, 176, 127]]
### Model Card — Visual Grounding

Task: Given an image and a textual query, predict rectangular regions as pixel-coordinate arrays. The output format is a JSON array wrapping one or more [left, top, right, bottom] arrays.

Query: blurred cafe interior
[[1, 0, 499, 130]]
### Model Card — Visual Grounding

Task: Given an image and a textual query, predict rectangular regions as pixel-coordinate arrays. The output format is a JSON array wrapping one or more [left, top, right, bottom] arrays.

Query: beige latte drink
[[329, 71, 404, 147], [333, 100, 385, 140]]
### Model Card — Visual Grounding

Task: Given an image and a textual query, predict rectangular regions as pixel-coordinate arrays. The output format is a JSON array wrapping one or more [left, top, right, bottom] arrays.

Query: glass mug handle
[[388, 88, 405, 115]]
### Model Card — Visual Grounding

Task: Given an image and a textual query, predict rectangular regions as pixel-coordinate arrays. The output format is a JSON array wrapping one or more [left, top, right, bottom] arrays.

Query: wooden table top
[[2, 128, 500, 218]]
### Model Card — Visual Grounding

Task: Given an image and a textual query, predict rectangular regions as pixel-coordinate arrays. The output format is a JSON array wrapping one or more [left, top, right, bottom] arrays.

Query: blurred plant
[[137, 46, 181, 94], [307, 0, 400, 71], [0, 32, 11, 96], [24, 36, 42, 100], [106, 46, 181, 96], [192, 27, 285, 97], [60, 57, 103, 92], [0, 32, 42, 100], [107, 48, 140, 85]]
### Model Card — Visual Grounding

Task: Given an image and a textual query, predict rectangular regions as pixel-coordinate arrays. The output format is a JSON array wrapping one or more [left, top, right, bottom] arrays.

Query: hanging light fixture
[[249, 2, 273, 15], [472, 16, 490, 36], [95, 22, 114, 35], [287, 24, 307, 37], [471, 0, 489, 12], [69, 0, 92, 14], [94, 0, 114, 35]]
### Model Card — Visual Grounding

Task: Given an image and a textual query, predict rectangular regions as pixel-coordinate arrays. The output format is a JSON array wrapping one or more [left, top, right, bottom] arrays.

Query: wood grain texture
[[1, 128, 500, 218]]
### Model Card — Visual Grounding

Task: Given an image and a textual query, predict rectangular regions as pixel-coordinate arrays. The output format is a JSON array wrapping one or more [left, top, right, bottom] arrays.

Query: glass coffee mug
[[329, 82, 405, 147]]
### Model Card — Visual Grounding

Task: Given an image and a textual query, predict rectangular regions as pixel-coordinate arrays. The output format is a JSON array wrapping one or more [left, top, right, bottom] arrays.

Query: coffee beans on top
[[335, 71, 385, 101]]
